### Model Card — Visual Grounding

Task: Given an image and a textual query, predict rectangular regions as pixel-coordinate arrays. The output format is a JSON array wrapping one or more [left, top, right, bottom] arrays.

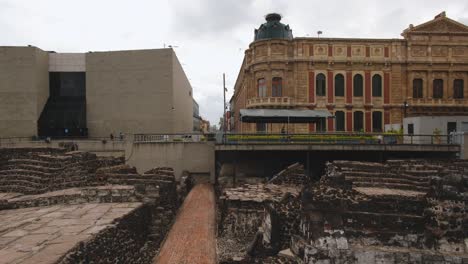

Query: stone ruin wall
[[0, 148, 183, 263], [218, 160, 468, 264]]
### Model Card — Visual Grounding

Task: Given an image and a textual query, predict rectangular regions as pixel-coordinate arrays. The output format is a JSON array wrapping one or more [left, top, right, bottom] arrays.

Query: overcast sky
[[1, 0, 468, 125]]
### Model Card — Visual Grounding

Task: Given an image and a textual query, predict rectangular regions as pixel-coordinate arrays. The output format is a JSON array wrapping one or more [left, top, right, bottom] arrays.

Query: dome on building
[[254, 13, 293, 41]]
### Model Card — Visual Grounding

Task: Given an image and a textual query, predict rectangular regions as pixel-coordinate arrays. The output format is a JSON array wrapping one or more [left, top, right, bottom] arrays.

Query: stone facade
[[231, 12, 468, 133]]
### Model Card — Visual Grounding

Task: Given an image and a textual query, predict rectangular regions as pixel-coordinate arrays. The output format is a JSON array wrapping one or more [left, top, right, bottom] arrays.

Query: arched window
[[257, 78, 266, 97], [316, 73, 326, 96], [335, 74, 345, 97], [372, 111, 383, 132], [335, 111, 345, 131], [454, 79, 464, 99], [372, 74, 382, 97], [272, 77, 282, 97], [353, 74, 363, 97], [353, 111, 364, 132], [413, 79, 423, 98], [433, 79, 443, 99]]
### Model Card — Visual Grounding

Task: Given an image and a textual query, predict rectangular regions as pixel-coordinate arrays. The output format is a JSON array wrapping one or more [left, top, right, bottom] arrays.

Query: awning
[[239, 109, 333, 123]]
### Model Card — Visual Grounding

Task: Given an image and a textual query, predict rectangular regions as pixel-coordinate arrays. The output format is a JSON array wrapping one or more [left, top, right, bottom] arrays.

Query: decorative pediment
[[402, 12, 468, 37]]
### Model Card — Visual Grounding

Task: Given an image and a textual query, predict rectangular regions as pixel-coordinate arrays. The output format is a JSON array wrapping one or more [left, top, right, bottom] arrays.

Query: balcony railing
[[246, 97, 295, 108], [407, 98, 468, 106]]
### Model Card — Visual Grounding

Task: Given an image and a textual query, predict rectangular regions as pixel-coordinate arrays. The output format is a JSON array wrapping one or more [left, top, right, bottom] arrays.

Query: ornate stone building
[[230, 12, 468, 133]]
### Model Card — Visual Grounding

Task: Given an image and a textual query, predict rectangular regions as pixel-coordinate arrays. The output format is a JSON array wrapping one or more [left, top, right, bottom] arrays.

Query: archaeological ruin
[[0, 146, 467, 264], [216, 160, 468, 263], [0, 147, 184, 263]]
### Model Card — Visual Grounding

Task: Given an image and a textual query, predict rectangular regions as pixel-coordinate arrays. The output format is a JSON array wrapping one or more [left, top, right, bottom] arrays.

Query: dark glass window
[[433, 79, 443, 99], [353, 111, 364, 132], [316, 73, 326, 96], [258, 78, 266, 97], [335, 111, 345, 131], [372, 74, 382, 97], [372, 111, 383, 132], [454, 79, 464, 99], [408, 124, 414, 135], [413, 79, 423, 98], [272, 77, 282, 97], [316, 118, 327, 132], [335, 74, 345, 97], [38, 72, 87, 138], [353, 74, 363, 97]]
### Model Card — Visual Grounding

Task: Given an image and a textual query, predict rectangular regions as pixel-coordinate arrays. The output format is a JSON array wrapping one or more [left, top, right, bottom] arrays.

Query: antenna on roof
[[317, 31, 323, 38]]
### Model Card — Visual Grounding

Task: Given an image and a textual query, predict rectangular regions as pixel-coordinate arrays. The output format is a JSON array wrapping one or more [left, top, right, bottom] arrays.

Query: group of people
[[109, 132, 125, 141]]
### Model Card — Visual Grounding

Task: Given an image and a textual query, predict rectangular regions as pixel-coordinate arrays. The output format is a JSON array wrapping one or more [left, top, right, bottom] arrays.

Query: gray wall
[[126, 142, 215, 181], [171, 50, 194, 133], [86, 49, 175, 137], [0, 46, 49, 137]]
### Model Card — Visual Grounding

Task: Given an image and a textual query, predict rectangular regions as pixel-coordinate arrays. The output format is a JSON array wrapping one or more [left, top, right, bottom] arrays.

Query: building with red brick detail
[[230, 12, 468, 133]]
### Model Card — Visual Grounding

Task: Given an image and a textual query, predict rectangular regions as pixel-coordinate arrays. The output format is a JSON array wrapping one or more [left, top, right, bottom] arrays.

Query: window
[[372, 74, 382, 97], [408, 124, 414, 135], [316, 118, 327, 132], [272, 77, 282, 97], [256, 123, 266, 133], [353, 74, 363, 97], [353, 111, 364, 132], [316, 73, 326, 96], [335, 111, 345, 131], [335, 74, 345, 97], [258, 78, 267, 97], [413, 79, 423, 98], [454, 79, 464, 99], [433, 79, 443, 99], [372, 111, 383, 132]]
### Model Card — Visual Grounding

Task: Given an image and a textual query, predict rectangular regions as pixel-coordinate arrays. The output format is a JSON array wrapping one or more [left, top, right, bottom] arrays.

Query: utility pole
[[223, 73, 226, 143]]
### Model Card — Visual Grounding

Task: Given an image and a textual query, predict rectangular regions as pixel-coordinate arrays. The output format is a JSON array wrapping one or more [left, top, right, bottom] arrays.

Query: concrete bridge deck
[[215, 143, 460, 153], [154, 183, 216, 264]]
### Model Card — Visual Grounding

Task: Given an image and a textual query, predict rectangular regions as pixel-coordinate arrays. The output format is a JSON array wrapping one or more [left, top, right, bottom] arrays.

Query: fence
[[132, 132, 458, 145]]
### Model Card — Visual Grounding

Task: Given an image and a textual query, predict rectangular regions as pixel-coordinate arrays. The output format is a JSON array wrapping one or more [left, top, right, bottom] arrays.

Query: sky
[[1, 0, 468, 126]]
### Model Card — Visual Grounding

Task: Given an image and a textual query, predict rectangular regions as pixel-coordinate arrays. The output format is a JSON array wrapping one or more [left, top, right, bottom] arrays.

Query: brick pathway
[[154, 183, 216, 264]]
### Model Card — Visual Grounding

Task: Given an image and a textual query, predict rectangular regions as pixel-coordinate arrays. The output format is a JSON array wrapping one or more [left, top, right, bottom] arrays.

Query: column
[[346, 71, 352, 104], [346, 111, 353, 132], [365, 111, 371, 132], [309, 72, 315, 103], [365, 71, 371, 104], [327, 70, 334, 104]]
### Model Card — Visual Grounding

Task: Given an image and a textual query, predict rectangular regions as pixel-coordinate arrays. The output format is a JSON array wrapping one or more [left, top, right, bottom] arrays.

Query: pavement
[[0, 202, 142, 264], [154, 183, 217, 264]]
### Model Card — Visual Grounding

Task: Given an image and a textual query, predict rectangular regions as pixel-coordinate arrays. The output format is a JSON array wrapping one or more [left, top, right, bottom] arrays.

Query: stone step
[[0, 174, 50, 183], [0, 168, 54, 177], [351, 182, 429, 192], [7, 158, 60, 168], [346, 176, 429, 187], [348, 198, 425, 215], [0, 179, 45, 188], [0, 185, 45, 194], [343, 211, 425, 233], [4, 164, 62, 173]]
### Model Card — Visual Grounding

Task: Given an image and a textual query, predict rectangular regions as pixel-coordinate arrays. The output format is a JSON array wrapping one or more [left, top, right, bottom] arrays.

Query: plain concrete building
[[0, 46, 194, 138]]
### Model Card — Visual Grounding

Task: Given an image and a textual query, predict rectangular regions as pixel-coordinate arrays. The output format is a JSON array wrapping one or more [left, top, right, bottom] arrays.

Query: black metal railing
[[132, 132, 459, 145]]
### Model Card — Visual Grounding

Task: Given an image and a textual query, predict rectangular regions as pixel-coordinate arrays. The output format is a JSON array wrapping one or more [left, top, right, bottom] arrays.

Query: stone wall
[[57, 204, 156, 264]]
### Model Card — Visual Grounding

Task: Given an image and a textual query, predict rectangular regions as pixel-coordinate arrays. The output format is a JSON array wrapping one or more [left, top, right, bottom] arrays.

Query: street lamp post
[[403, 100, 409, 118]]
